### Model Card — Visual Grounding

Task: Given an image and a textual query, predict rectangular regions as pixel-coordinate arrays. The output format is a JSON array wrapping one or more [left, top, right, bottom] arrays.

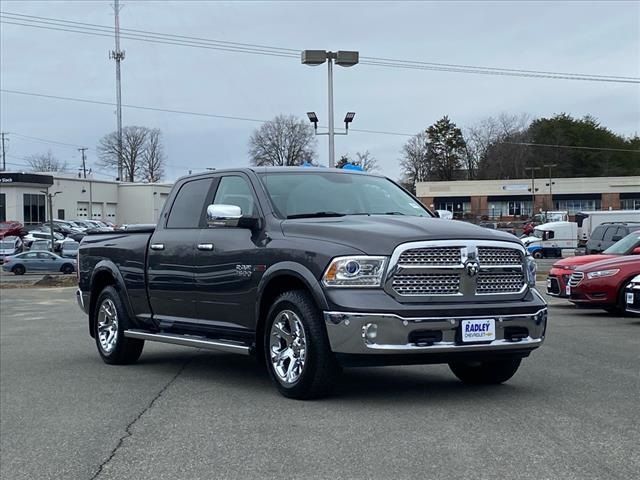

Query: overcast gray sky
[[1, 0, 638, 181]]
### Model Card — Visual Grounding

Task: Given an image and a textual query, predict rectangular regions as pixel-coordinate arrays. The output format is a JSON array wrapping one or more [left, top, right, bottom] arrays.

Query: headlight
[[322, 256, 387, 287], [525, 254, 537, 287], [586, 269, 620, 279]]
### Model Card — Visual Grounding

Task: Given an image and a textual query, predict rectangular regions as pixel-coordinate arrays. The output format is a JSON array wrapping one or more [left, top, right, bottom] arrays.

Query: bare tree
[[97, 126, 151, 182], [26, 150, 68, 172], [249, 115, 316, 166], [399, 131, 431, 193], [336, 151, 379, 172], [140, 128, 166, 182], [355, 151, 379, 172]]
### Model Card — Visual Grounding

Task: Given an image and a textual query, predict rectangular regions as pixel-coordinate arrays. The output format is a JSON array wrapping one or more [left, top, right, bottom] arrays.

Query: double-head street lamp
[[302, 50, 359, 168]]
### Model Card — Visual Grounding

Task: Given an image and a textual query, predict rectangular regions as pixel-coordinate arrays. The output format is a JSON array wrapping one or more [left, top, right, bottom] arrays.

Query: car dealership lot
[[1, 287, 638, 480]]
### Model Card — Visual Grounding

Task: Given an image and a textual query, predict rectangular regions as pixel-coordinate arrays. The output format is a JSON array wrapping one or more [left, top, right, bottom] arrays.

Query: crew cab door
[[194, 173, 264, 333], [147, 177, 216, 325]]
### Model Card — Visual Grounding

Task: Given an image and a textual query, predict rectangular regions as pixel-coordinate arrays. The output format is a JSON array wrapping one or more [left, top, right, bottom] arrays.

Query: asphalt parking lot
[[1, 287, 638, 480]]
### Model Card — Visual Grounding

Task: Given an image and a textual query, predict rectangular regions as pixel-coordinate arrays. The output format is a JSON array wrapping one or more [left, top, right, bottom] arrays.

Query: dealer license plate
[[461, 319, 496, 343], [547, 278, 552, 289], [566, 284, 571, 296], [627, 292, 635, 305]]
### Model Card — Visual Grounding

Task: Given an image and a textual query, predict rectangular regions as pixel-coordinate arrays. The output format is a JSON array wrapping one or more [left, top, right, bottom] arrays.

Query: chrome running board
[[124, 330, 250, 355]]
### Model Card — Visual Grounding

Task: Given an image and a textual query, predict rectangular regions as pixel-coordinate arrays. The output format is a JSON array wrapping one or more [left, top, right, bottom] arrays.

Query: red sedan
[[567, 256, 640, 313], [547, 231, 640, 297], [0, 221, 25, 239]]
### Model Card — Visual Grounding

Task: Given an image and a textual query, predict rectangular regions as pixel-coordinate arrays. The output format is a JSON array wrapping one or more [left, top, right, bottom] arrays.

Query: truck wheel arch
[[255, 262, 329, 356], [88, 261, 135, 338]]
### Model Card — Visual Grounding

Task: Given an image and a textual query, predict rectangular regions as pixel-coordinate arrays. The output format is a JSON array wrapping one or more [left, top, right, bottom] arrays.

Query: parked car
[[0, 221, 25, 239], [624, 274, 640, 316], [60, 240, 80, 258], [77, 167, 546, 399], [576, 211, 640, 247], [585, 222, 640, 254], [547, 231, 640, 297], [22, 230, 65, 250], [624, 275, 640, 316], [29, 239, 53, 251], [0, 236, 23, 259], [3, 251, 76, 275], [567, 256, 640, 314]]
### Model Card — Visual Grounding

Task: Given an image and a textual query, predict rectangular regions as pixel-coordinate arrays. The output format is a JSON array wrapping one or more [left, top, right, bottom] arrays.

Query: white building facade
[[0, 172, 173, 226]]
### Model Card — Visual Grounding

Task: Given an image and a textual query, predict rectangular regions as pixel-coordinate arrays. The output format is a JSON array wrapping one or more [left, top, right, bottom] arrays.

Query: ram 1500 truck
[[77, 168, 547, 399]]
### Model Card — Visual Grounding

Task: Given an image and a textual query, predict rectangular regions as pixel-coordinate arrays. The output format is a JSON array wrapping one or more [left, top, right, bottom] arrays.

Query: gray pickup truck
[[77, 168, 547, 399]]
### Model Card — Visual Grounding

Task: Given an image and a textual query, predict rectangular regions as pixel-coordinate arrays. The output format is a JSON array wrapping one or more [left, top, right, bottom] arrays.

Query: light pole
[[41, 189, 62, 251], [302, 50, 359, 168], [525, 166, 540, 218]]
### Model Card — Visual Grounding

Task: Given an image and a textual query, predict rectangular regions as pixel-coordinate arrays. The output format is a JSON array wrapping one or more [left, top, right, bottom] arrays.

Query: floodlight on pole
[[307, 112, 319, 133], [302, 49, 359, 168]]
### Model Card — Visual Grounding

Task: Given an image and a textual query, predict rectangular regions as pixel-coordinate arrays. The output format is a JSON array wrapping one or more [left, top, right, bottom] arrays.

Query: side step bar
[[124, 330, 251, 355]]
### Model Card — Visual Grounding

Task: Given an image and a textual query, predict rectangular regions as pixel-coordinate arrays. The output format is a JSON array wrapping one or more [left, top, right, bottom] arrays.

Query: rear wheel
[[532, 251, 543, 259], [94, 286, 144, 365], [264, 290, 340, 399], [61, 263, 74, 275], [12, 264, 25, 276], [449, 356, 522, 384]]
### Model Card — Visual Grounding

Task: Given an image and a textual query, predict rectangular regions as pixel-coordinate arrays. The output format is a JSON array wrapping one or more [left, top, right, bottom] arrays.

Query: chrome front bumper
[[324, 308, 547, 355]]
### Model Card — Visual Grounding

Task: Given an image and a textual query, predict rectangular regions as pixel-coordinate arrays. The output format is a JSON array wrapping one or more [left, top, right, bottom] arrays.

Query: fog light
[[362, 323, 378, 342]]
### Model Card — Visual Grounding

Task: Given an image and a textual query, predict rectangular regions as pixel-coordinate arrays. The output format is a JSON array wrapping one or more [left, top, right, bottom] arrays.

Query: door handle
[[150, 243, 165, 251], [197, 243, 214, 251]]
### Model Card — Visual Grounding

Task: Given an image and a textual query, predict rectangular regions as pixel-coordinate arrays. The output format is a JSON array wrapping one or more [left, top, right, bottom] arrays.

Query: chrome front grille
[[478, 247, 522, 265], [569, 272, 584, 287], [387, 240, 527, 300], [476, 272, 525, 294], [392, 274, 460, 295], [398, 247, 462, 266]]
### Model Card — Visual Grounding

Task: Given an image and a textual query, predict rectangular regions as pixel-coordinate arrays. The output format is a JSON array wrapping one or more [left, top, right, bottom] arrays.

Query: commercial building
[[416, 176, 640, 220], [0, 171, 173, 226]]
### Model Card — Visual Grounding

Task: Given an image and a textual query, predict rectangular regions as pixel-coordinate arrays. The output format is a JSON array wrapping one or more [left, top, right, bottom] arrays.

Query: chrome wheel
[[269, 310, 307, 385], [97, 299, 119, 354]]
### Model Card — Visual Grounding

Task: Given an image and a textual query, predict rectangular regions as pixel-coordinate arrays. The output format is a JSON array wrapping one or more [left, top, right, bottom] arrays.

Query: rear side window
[[602, 226, 619, 242], [166, 178, 213, 228], [591, 226, 607, 241]]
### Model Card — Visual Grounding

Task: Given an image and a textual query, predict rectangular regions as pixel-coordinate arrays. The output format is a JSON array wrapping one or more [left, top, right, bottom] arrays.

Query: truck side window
[[213, 176, 255, 216], [166, 178, 213, 228]]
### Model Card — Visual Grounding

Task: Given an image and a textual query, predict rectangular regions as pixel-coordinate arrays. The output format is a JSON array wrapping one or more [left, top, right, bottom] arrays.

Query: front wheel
[[532, 251, 543, 259], [264, 290, 340, 399], [449, 357, 522, 384], [94, 286, 144, 365], [12, 264, 25, 275]]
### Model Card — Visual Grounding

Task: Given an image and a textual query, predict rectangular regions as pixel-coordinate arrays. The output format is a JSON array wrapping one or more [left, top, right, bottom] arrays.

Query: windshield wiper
[[380, 211, 406, 216], [287, 211, 346, 219]]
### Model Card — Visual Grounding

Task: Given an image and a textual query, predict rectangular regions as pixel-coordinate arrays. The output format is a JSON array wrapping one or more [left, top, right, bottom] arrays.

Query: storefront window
[[555, 199, 602, 214], [0, 193, 5, 222], [620, 198, 640, 210], [23, 193, 46, 225]]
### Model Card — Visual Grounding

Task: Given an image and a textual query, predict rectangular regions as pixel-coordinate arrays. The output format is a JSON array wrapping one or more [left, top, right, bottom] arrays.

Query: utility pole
[[525, 166, 540, 217], [544, 163, 557, 211], [78, 147, 88, 178], [110, 0, 125, 181], [41, 189, 61, 251], [1, 132, 7, 171]]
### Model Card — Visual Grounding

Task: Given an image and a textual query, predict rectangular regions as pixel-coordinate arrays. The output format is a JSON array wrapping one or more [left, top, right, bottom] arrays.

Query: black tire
[[263, 290, 340, 399], [94, 286, 144, 365], [449, 356, 522, 385], [12, 264, 25, 276], [610, 279, 634, 316], [532, 251, 543, 259], [61, 263, 74, 275]]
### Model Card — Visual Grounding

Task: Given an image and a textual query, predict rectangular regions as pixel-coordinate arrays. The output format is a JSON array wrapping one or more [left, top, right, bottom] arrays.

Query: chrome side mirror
[[207, 204, 242, 227]]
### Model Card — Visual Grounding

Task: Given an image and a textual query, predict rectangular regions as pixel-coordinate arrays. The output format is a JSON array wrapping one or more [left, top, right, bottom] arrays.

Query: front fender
[[255, 261, 329, 321]]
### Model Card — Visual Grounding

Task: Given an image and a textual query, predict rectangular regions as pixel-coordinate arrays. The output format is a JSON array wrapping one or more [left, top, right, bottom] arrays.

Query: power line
[[1, 11, 638, 83], [3, 88, 640, 152], [9, 132, 88, 149], [506, 142, 640, 153]]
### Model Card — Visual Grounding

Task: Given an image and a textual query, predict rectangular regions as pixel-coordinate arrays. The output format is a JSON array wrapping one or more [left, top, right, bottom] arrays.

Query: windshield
[[603, 232, 640, 255], [0, 241, 15, 248], [258, 172, 431, 219], [533, 229, 544, 239]]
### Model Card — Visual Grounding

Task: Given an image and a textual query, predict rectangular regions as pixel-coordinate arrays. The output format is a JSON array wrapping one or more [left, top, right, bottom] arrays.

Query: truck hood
[[281, 216, 521, 254]]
